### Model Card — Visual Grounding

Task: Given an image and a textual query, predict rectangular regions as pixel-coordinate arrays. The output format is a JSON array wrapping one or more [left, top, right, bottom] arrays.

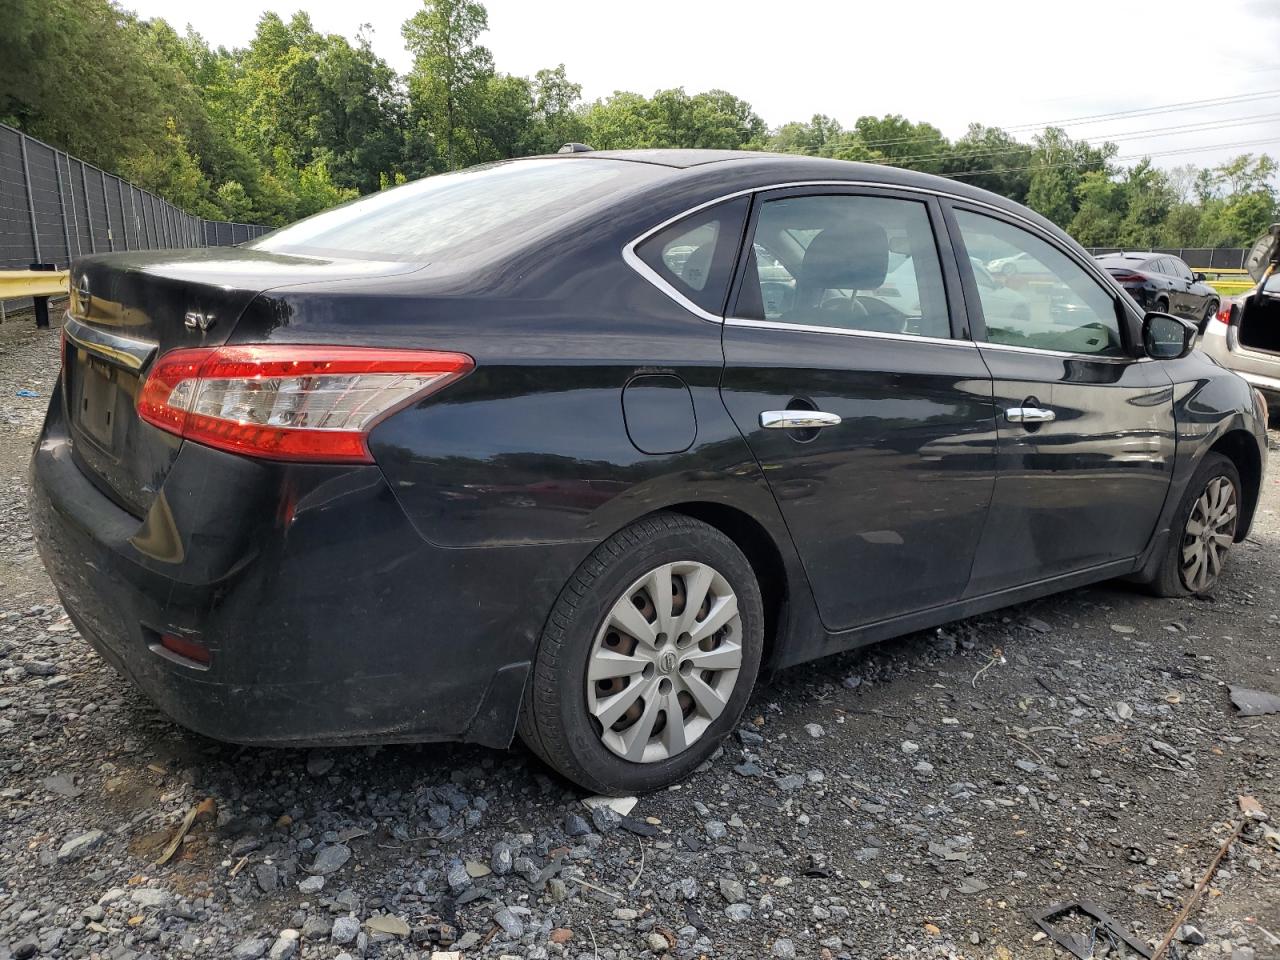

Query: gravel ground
[[0, 315, 1277, 960]]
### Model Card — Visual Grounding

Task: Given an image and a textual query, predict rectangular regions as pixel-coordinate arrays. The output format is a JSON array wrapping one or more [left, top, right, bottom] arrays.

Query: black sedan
[[30, 150, 1267, 794], [1095, 251, 1220, 327]]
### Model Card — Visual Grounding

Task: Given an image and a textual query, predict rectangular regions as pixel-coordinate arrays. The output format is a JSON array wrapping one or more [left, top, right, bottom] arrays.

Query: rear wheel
[[1200, 300, 1219, 333], [1147, 452, 1241, 597], [518, 513, 763, 794], [1155, 296, 1170, 314]]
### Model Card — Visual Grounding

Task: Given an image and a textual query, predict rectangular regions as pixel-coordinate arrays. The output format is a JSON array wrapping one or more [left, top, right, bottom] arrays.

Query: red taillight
[[1109, 272, 1146, 284], [1216, 302, 1235, 325], [158, 632, 211, 666], [137, 344, 474, 463]]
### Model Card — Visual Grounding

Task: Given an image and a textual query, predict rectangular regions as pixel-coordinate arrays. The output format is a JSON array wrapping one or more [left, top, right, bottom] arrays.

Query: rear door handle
[[760, 410, 842, 429], [1006, 406, 1055, 424]]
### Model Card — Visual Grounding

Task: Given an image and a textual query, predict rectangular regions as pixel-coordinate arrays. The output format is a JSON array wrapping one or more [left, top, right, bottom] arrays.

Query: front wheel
[[1147, 452, 1241, 596], [518, 513, 764, 794]]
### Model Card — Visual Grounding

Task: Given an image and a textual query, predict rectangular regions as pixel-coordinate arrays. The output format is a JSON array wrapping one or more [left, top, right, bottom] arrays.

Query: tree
[[402, 0, 494, 170]]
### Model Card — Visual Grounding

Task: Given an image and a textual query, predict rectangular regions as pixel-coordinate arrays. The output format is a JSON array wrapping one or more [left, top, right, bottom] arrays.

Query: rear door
[[719, 187, 997, 631], [943, 203, 1176, 595]]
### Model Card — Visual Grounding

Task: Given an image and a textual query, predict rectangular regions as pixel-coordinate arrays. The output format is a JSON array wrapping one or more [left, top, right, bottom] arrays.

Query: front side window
[[735, 194, 951, 339], [634, 197, 749, 314], [954, 210, 1124, 357]]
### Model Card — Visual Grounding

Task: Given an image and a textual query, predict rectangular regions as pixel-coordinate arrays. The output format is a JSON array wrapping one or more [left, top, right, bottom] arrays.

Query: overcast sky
[[130, 0, 1280, 174]]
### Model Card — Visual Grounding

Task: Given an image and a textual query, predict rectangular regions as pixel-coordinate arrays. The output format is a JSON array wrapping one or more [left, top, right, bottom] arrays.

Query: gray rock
[[132, 888, 170, 909], [1015, 758, 1039, 773], [1177, 925, 1206, 945], [719, 878, 746, 903], [298, 875, 325, 894], [490, 840, 513, 876], [42, 774, 83, 798], [11, 940, 38, 960], [331, 917, 360, 945], [309, 843, 351, 875], [57, 829, 105, 861], [231, 938, 269, 960], [804, 723, 825, 738], [446, 859, 471, 893], [647, 931, 670, 952], [724, 902, 752, 920], [255, 863, 279, 893], [302, 917, 331, 940], [590, 805, 621, 833], [564, 812, 591, 836], [268, 936, 297, 960], [705, 820, 727, 840], [493, 906, 524, 937], [901, 740, 920, 755], [773, 938, 797, 959]]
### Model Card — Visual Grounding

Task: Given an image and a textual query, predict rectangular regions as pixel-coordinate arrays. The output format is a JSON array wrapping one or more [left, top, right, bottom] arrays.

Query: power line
[[1000, 89, 1280, 130], [889, 113, 1280, 168], [937, 136, 1280, 179], [837, 89, 1280, 152]]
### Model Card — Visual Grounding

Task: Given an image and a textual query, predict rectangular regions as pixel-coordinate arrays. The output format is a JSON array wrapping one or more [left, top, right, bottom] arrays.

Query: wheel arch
[[662, 501, 792, 669], [1208, 429, 1262, 540]]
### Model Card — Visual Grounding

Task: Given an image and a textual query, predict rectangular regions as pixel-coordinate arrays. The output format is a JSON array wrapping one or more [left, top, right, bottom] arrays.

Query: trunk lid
[[63, 248, 421, 516]]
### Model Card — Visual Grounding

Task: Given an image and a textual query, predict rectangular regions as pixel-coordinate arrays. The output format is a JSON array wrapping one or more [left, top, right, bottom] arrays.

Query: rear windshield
[[248, 158, 664, 261], [1096, 256, 1146, 270]]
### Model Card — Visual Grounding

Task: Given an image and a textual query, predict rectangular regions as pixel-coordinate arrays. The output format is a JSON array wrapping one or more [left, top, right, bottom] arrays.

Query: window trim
[[941, 199, 1144, 361], [722, 184, 968, 343], [631, 195, 749, 318], [624, 179, 1057, 325], [622, 179, 1145, 363]]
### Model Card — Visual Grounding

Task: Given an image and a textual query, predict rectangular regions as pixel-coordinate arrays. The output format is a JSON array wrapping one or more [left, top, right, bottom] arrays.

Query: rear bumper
[[29, 386, 586, 747]]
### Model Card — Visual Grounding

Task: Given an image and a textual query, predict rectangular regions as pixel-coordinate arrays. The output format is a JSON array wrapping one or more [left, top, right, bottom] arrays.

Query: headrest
[[800, 222, 889, 291]]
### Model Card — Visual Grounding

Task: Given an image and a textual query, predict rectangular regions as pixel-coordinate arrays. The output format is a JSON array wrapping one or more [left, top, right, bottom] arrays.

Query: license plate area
[[68, 347, 137, 454]]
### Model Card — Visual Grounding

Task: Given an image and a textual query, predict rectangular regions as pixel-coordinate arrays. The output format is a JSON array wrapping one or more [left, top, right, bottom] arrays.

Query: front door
[[719, 188, 998, 631], [945, 204, 1177, 596]]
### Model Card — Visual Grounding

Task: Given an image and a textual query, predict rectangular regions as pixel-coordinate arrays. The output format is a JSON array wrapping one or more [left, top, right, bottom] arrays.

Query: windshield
[[249, 158, 664, 261]]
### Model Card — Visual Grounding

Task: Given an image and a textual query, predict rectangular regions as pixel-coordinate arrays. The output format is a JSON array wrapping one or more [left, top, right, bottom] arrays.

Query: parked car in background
[[1199, 226, 1280, 423], [29, 150, 1268, 795], [1094, 252, 1220, 328]]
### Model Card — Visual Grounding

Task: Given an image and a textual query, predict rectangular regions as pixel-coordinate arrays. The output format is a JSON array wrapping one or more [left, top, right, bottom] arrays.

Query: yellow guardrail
[[0, 269, 69, 299]]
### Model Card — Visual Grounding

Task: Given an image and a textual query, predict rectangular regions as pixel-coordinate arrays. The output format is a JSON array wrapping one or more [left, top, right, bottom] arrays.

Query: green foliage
[[3, 0, 1276, 244]]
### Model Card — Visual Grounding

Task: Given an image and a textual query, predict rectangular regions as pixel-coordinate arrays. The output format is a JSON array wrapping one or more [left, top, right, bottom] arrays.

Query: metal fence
[[1085, 247, 1250, 270], [0, 121, 268, 275]]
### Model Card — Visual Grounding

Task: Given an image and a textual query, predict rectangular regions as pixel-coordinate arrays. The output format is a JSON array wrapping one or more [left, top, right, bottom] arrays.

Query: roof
[[556, 148, 787, 168]]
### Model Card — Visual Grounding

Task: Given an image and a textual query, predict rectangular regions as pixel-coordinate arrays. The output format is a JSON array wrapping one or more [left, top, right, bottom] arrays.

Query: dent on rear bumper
[[28, 397, 580, 748]]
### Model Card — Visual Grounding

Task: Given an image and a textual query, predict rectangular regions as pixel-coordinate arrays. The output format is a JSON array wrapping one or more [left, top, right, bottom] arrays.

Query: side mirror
[[1143, 311, 1196, 360], [1193, 272, 1206, 283]]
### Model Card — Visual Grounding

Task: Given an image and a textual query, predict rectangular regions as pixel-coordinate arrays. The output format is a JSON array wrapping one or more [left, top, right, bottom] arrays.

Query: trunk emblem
[[184, 311, 216, 332]]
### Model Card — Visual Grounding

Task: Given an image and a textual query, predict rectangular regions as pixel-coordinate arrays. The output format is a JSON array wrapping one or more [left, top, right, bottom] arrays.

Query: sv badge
[[184, 311, 216, 333]]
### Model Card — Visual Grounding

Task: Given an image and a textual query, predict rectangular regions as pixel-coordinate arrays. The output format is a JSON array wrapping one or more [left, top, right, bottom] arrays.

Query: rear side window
[[735, 193, 951, 339], [250, 158, 666, 262], [634, 197, 749, 315]]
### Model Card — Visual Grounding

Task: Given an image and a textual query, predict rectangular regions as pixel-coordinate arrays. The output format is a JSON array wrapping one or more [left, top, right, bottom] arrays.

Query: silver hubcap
[[586, 561, 743, 763], [1181, 475, 1237, 592]]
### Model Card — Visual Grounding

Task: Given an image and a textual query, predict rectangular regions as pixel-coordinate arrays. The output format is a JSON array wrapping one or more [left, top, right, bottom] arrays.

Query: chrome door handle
[[1006, 406, 1055, 423], [760, 410, 842, 429]]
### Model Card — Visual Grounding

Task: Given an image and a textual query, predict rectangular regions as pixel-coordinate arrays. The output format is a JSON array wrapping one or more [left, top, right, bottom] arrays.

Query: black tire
[[1200, 300, 1219, 334], [1154, 296, 1170, 314], [518, 512, 764, 794], [1146, 452, 1241, 597]]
